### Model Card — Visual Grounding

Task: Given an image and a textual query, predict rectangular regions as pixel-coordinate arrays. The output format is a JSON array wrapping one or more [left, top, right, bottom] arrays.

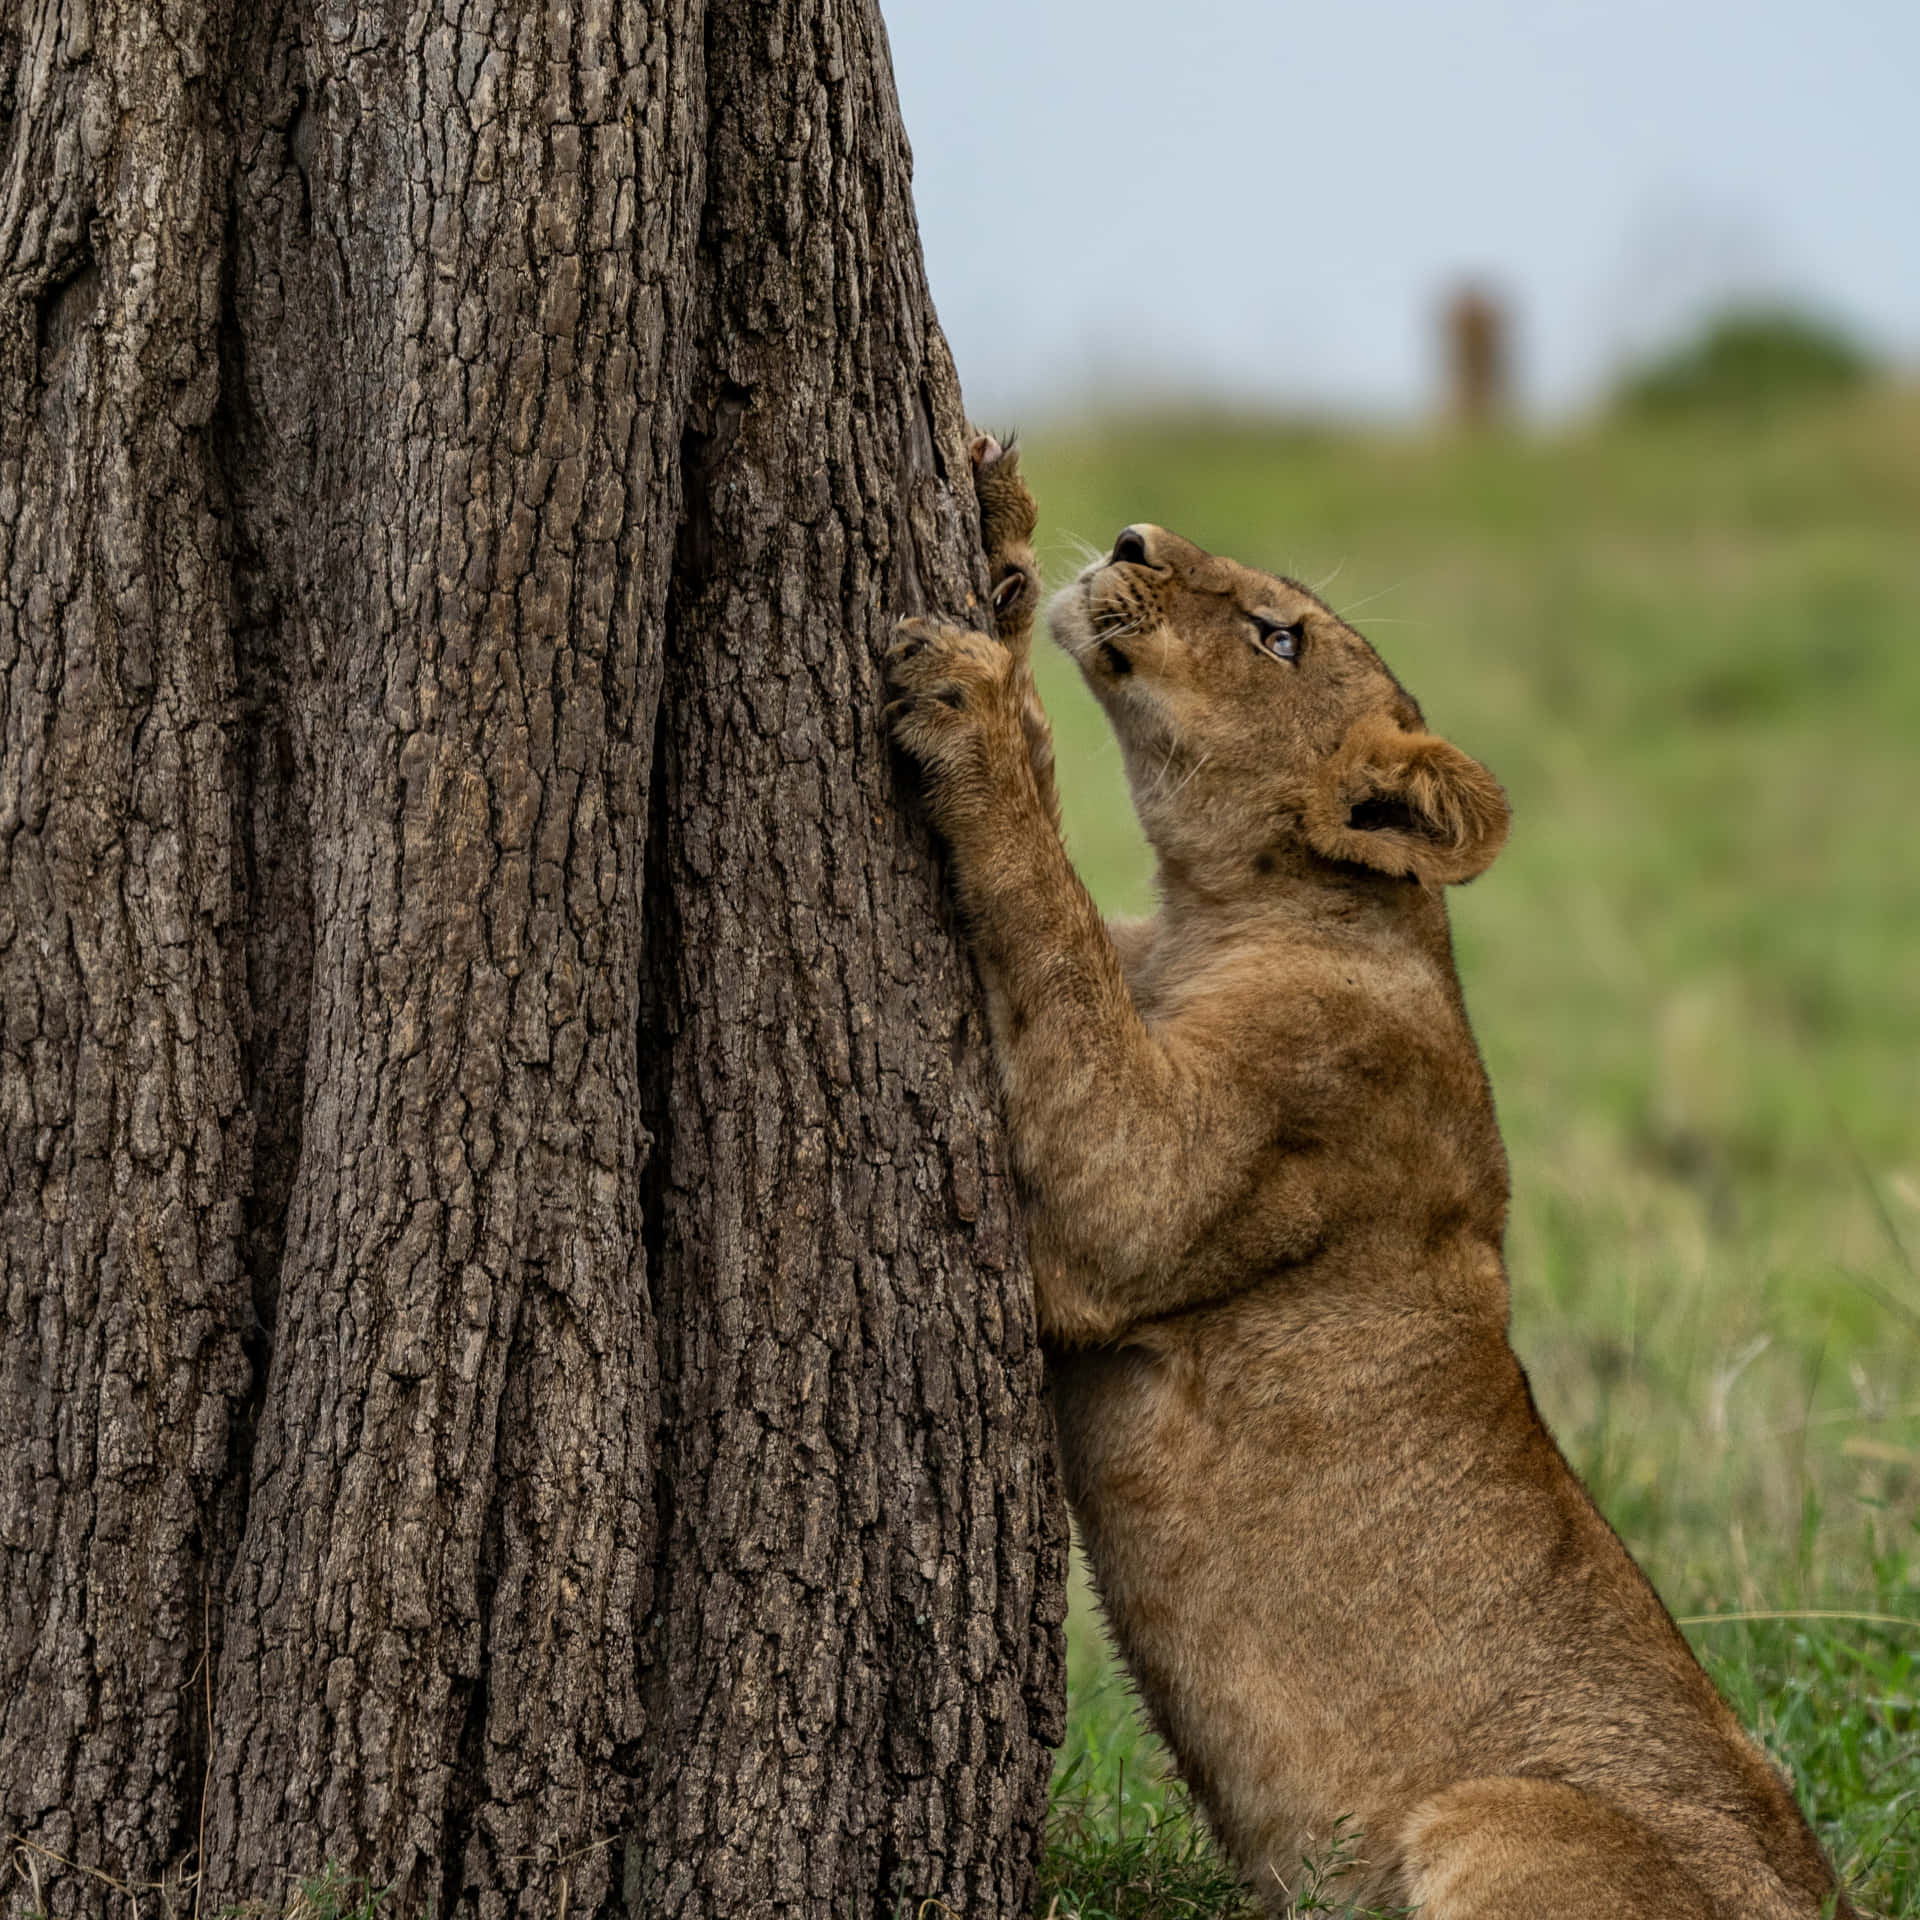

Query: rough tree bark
[[0, 2, 1066, 1915]]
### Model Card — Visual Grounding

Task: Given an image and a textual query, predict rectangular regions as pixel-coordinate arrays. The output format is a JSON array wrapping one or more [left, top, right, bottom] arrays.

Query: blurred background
[[889, 4, 1920, 1912], [893, 0, 1920, 420]]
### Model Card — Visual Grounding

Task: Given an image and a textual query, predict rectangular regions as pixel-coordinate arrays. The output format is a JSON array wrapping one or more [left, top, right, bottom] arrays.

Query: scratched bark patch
[[0, 3, 1066, 1916]]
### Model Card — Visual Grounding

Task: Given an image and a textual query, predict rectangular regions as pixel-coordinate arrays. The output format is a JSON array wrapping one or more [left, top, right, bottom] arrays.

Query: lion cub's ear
[[1303, 711, 1510, 885]]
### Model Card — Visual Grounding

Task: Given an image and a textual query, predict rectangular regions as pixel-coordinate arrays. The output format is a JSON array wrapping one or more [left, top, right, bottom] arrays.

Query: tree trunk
[[0, 2, 1065, 1915], [626, 10, 1065, 1912]]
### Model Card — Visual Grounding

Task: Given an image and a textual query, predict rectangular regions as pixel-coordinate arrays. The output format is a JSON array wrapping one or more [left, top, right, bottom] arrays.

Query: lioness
[[886, 440, 1854, 1919]]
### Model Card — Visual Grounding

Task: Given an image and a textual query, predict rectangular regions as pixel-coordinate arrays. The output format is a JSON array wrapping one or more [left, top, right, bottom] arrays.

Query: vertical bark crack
[[213, 212, 313, 1536], [34, 247, 101, 368]]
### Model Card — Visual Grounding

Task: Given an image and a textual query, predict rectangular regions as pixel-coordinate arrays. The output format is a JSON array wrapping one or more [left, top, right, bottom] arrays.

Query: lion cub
[[887, 441, 1854, 1919]]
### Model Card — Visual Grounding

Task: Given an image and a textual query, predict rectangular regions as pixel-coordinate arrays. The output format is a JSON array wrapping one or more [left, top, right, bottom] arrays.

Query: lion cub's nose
[[1111, 526, 1153, 567]]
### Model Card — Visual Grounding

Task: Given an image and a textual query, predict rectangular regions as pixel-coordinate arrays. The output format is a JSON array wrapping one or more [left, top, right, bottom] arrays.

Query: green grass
[[1015, 389, 1920, 1915], [0, 1850, 405, 1920], [247, 1867, 402, 1920]]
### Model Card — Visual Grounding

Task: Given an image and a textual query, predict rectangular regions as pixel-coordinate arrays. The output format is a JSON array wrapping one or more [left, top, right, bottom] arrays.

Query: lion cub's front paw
[[886, 615, 1021, 791], [970, 433, 1041, 642]]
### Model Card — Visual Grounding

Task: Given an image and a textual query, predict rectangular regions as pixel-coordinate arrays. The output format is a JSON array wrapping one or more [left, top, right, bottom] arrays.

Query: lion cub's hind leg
[[1400, 1780, 1715, 1920], [969, 432, 1060, 832]]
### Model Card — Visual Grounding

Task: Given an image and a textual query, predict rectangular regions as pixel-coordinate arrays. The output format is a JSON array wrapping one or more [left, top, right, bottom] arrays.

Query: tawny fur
[[886, 440, 1855, 1919]]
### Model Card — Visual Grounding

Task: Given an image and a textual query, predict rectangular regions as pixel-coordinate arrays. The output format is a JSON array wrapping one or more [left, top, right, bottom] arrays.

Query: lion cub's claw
[[968, 430, 1041, 644], [887, 616, 1011, 709], [887, 616, 1018, 775]]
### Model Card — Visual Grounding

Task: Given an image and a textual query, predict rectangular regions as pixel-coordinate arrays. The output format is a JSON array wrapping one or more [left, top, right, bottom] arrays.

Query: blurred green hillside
[[1617, 308, 1877, 419], [1016, 390, 1920, 1916]]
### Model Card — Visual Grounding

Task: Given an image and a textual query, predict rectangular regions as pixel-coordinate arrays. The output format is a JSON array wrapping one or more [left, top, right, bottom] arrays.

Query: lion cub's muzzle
[[1077, 580, 1152, 679]]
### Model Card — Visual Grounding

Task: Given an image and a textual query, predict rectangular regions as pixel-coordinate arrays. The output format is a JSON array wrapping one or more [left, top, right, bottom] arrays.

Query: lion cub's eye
[[1250, 614, 1305, 662]]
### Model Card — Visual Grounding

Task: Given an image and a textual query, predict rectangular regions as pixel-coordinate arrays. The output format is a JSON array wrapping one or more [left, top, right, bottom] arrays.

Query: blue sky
[[887, 0, 1920, 418]]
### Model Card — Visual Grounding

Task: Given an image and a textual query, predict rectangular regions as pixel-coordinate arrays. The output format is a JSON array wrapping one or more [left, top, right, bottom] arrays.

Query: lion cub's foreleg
[[887, 615, 1268, 1345], [970, 432, 1062, 835]]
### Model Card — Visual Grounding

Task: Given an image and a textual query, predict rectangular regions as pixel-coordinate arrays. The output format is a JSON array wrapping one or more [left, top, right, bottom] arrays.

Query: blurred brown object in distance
[[1443, 283, 1511, 427]]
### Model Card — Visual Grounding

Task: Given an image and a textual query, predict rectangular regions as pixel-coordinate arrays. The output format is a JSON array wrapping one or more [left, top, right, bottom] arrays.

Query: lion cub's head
[[1047, 526, 1508, 893]]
